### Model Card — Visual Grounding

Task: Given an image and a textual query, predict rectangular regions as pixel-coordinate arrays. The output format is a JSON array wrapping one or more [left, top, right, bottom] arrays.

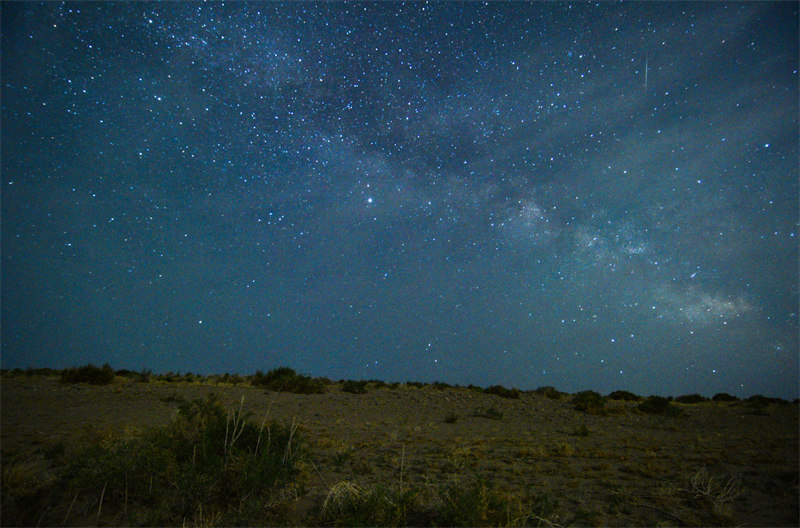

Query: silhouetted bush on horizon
[[638, 396, 681, 416], [533, 386, 565, 399], [571, 390, 606, 415], [675, 393, 709, 404], [712, 392, 739, 402], [251, 367, 325, 394], [484, 385, 521, 399], [342, 379, 369, 394], [607, 390, 643, 401], [59, 363, 115, 385]]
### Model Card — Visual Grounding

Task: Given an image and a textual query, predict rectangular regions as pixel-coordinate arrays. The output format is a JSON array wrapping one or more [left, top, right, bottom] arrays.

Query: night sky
[[2, 2, 798, 399]]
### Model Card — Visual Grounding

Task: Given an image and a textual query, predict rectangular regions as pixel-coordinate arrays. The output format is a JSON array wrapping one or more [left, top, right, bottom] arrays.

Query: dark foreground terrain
[[2, 370, 798, 526]]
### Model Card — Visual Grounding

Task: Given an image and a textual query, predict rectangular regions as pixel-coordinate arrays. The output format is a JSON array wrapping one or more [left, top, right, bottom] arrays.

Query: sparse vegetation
[[3, 368, 794, 526], [59, 363, 115, 385]]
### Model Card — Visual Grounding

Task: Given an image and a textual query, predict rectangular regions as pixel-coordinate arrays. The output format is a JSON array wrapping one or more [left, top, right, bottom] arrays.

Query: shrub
[[60, 394, 304, 526], [533, 386, 564, 399], [675, 393, 709, 404], [607, 390, 642, 401], [443, 412, 459, 423], [59, 363, 115, 385], [342, 380, 369, 394], [405, 381, 424, 388], [252, 367, 324, 394], [571, 390, 606, 415], [746, 394, 786, 407], [432, 381, 453, 390], [484, 385, 521, 399], [472, 407, 503, 420], [638, 396, 681, 416], [712, 392, 739, 402], [569, 424, 591, 437]]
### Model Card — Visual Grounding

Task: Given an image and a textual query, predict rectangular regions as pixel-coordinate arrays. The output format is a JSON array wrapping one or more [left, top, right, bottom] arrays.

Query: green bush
[[607, 390, 642, 401], [342, 380, 369, 394], [638, 396, 681, 416], [59, 363, 115, 385], [675, 393, 709, 404], [571, 390, 606, 415], [252, 367, 325, 394], [484, 385, 521, 399]]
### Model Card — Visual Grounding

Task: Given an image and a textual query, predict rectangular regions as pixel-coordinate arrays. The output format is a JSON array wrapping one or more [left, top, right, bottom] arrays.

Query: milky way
[[2, 2, 797, 398]]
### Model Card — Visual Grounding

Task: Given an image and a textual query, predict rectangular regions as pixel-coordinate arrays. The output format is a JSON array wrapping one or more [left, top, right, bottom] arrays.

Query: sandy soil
[[2, 375, 798, 526]]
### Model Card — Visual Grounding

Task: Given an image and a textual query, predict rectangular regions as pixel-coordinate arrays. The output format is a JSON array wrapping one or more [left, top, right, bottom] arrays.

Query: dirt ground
[[2, 374, 798, 526]]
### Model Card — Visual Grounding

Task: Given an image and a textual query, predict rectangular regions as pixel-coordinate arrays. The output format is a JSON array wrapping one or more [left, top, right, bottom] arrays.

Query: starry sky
[[2, 2, 798, 399]]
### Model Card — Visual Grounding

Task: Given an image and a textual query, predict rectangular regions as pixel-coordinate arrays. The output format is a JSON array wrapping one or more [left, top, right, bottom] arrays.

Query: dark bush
[[712, 392, 739, 402], [571, 390, 606, 415], [675, 393, 709, 404], [533, 386, 565, 399], [60, 363, 115, 385], [219, 372, 243, 385], [252, 367, 325, 394], [342, 380, 369, 394], [405, 381, 424, 388], [607, 390, 642, 401], [472, 407, 503, 420], [484, 385, 521, 399], [746, 394, 786, 406], [432, 381, 453, 390], [638, 396, 681, 416], [25, 367, 58, 377]]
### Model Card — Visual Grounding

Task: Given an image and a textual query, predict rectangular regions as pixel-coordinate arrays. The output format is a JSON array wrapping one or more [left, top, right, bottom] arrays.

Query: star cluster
[[2, 2, 797, 398]]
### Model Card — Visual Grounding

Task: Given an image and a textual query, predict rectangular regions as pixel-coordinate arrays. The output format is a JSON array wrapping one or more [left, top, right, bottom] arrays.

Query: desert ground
[[1, 371, 798, 526]]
